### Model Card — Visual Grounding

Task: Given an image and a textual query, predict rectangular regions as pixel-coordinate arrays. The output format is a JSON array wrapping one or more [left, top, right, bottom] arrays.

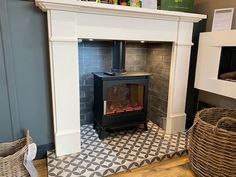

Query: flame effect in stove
[[105, 84, 144, 115]]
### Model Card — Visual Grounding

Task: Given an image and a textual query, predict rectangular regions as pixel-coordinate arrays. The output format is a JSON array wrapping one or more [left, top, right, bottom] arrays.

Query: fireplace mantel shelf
[[36, 0, 205, 22]]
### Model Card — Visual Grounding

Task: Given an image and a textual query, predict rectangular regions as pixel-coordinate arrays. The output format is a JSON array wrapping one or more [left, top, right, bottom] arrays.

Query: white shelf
[[195, 30, 236, 99]]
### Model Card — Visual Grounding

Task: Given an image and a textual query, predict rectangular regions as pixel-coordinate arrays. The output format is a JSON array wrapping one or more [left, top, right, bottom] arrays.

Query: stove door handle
[[104, 100, 107, 115]]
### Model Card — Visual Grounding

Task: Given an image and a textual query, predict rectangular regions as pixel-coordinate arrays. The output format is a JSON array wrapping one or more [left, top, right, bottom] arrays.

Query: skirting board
[[36, 143, 55, 159]]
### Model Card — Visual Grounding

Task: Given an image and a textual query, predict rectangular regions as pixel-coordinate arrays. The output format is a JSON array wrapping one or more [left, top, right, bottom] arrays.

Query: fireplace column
[[47, 10, 80, 156], [166, 22, 194, 134]]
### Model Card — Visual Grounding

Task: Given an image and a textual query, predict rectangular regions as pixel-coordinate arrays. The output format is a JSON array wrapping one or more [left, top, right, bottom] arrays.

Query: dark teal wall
[[0, 28, 13, 142], [0, 0, 53, 146]]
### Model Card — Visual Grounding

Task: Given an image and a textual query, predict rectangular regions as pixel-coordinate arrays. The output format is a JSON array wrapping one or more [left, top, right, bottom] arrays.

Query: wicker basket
[[189, 108, 236, 177], [0, 131, 32, 177]]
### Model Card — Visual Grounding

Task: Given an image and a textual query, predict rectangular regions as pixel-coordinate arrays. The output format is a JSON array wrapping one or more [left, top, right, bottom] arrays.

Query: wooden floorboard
[[109, 156, 196, 177], [34, 156, 196, 177], [33, 159, 48, 177]]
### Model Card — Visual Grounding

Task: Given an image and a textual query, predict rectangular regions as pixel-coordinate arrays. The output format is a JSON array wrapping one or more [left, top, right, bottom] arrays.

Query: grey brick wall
[[79, 41, 112, 125], [79, 41, 171, 127], [126, 43, 147, 71], [146, 43, 172, 128]]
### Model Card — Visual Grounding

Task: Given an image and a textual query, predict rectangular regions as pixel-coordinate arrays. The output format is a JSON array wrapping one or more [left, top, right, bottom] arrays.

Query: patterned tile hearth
[[47, 121, 188, 177]]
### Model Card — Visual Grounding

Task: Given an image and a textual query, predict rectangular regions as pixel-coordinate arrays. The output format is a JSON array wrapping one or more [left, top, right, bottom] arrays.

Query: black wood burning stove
[[92, 41, 151, 139]]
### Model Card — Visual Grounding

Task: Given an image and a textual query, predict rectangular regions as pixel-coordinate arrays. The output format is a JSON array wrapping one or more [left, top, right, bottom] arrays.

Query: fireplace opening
[[79, 40, 172, 139], [92, 40, 152, 139], [218, 47, 236, 82]]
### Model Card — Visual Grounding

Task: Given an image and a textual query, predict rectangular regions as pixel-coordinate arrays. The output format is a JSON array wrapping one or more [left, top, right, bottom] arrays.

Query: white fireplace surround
[[35, 0, 206, 156]]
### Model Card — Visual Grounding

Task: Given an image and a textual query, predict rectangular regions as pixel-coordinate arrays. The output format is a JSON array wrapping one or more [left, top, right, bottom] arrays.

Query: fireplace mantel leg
[[47, 10, 81, 156], [166, 22, 194, 134]]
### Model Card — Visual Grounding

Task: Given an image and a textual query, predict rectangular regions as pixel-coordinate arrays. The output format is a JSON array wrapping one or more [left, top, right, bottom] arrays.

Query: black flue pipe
[[111, 40, 126, 73]]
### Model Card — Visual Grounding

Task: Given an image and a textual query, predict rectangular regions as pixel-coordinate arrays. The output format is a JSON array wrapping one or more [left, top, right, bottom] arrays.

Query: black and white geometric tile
[[47, 121, 188, 177]]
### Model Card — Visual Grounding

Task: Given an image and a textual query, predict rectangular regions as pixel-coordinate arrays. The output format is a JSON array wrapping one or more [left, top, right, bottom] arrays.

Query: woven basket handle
[[213, 117, 236, 133]]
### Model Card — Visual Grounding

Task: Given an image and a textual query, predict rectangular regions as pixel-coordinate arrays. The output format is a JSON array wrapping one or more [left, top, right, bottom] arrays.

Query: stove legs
[[93, 121, 97, 130], [94, 121, 105, 139], [144, 123, 148, 131], [99, 129, 105, 140]]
